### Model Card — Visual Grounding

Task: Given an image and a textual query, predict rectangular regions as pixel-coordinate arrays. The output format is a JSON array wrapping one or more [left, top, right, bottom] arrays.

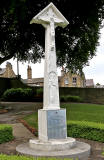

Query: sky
[[1, 27, 104, 85]]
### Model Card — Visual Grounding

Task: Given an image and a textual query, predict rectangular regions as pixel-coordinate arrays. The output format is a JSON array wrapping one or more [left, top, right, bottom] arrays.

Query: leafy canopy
[[0, 0, 104, 71]]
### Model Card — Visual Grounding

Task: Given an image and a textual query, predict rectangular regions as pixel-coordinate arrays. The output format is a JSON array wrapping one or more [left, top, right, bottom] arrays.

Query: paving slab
[[11, 123, 35, 139]]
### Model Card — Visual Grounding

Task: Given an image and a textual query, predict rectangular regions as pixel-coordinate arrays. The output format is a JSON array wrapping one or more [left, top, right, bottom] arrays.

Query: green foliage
[[60, 95, 82, 102], [0, 77, 28, 98], [67, 121, 104, 142], [0, 154, 75, 160], [36, 88, 43, 96], [0, 125, 13, 144], [0, 0, 104, 71], [23, 103, 104, 142], [102, 150, 104, 156], [2, 88, 33, 101]]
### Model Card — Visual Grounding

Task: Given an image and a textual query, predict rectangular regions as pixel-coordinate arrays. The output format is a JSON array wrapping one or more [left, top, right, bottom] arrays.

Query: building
[[85, 79, 94, 88], [23, 66, 86, 87], [0, 62, 16, 78], [59, 68, 85, 87]]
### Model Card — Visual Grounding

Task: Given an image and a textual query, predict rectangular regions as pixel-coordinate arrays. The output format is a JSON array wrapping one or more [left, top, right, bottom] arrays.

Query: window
[[72, 77, 77, 84], [64, 78, 69, 85]]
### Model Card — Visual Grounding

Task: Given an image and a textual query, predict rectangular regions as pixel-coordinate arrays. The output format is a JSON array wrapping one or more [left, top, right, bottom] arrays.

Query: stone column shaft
[[43, 23, 60, 110]]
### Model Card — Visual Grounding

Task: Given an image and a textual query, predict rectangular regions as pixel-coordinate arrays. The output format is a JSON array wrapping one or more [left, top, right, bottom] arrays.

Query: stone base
[[16, 139, 91, 160], [29, 137, 76, 151], [38, 109, 67, 141]]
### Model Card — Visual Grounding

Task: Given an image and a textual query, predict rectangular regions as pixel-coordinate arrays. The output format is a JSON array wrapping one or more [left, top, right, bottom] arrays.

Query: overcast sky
[[83, 27, 104, 85], [1, 27, 104, 85]]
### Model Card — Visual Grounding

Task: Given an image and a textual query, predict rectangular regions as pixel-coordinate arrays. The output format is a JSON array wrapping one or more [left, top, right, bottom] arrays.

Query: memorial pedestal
[[16, 3, 91, 159], [38, 109, 67, 141]]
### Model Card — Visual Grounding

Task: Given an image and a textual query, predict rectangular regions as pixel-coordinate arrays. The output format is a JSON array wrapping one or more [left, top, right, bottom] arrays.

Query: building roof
[[23, 78, 44, 84], [86, 79, 94, 87], [23, 76, 62, 85], [0, 68, 6, 75]]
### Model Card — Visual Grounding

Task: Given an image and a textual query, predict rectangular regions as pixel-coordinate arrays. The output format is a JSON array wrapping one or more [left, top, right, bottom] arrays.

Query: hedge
[[0, 77, 27, 97], [0, 155, 75, 160], [67, 121, 104, 142], [0, 125, 13, 144], [60, 95, 82, 102], [2, 88, 34, 102]]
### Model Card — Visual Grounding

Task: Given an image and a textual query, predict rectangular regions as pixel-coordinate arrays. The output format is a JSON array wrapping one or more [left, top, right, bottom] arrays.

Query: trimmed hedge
[[0, 77, 27, 98], [36, 88, 43, 96], [0, 125, 13, 144], [60, 95, 82, 102], [0, 155, 74, 160], [2, 88, 34, 102], [67, 121, 104, 142]]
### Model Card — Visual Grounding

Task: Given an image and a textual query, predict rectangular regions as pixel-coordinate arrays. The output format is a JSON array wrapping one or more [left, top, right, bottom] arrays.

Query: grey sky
[[83, 27, 104, 85]]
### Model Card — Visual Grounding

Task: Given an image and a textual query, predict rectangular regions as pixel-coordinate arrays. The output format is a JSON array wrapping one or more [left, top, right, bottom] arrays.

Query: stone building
[[59, 68, 85, 87], [0, 62, 16, 78], [23, 66, 85, 87], [85, 79, 94, 88]]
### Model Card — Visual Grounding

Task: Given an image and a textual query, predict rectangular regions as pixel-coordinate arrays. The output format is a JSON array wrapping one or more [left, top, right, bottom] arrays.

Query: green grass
[[23, 103, 104, 130], [62, 103, 104, 123], [22, 103, 104, 142], [0, 154, 77, 160], [23, 112, 38, 129]]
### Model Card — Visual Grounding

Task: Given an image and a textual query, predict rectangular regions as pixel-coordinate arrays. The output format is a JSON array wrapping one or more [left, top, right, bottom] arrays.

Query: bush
[[60, 95, 82, 102], [2, 88, 33, 102], [36, 88, 43, 96], [0, 125, 13, 144], [67, 121, 104, 142]]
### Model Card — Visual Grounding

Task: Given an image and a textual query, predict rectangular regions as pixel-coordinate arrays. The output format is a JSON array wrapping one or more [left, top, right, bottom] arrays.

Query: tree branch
[[0, 54, 14, 65]]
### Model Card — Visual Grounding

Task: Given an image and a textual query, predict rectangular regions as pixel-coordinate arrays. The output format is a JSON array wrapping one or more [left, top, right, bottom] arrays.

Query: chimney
[[27, 65, 32, 79]]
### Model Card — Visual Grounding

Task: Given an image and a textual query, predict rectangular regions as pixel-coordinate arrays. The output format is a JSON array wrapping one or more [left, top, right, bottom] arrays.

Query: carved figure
[[49, 72, 57, 104]]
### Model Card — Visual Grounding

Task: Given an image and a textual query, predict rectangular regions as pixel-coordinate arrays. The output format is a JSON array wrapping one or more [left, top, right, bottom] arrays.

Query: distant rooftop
[[86, 79, 94, 87]]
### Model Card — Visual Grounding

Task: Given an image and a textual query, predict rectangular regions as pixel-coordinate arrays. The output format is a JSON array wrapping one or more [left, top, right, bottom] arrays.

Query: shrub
[[67, 121, 104, 142], [0, 125, 13, 144], [2, 88, 33, 102], [36, 88, 43, 96], [60, 95, 82, 102]]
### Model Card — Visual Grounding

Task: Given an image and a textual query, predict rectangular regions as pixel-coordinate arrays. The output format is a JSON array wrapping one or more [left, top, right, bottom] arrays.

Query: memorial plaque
[[47, 110, 67, 139]]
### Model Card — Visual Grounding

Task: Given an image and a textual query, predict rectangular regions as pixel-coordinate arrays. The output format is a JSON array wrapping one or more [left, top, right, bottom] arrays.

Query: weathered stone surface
[[16, 141, 91, 159], [30, 3, 69, 110], [29, 138, 76, 151], [38, 109, 67, 141]]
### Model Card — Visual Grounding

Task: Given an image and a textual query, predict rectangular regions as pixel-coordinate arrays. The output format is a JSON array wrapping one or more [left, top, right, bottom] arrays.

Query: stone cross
[[30, 3, 69, 110]]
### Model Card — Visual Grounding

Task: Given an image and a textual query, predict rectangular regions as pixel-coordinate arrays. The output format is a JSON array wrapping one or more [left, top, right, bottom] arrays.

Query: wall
[[59, 87, 104, 104], [1, 77, 104, 104]]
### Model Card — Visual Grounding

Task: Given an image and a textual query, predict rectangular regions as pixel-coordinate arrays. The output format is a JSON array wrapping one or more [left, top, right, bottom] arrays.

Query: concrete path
[[11, 123, 35, 139]]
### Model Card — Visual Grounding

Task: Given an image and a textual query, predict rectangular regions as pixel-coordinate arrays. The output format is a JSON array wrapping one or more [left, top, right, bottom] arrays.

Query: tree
[[0, 0, 104, 71]]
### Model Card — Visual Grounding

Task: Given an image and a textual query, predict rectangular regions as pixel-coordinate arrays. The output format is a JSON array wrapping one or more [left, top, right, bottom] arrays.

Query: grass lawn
[[23, 103, 104, 130], [0, 154, 74, 160], [62, 103, 104, 123]]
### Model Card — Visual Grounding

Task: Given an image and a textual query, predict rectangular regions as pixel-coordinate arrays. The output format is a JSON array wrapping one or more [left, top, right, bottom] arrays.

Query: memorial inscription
[[47, 110, 67, 139]]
